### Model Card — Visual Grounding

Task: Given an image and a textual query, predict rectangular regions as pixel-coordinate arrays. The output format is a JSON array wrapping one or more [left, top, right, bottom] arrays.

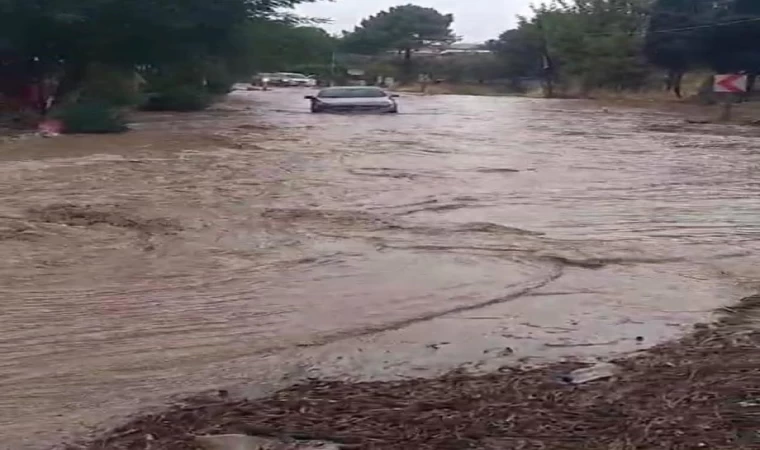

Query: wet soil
[[4, 89, 760, 449]]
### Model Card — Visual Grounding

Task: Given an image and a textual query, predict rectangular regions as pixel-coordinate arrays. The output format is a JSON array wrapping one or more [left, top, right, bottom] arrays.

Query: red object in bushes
[[38, 119, 64, 136]]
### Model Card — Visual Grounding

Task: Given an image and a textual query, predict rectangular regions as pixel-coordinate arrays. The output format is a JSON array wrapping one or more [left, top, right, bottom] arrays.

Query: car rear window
[[318, 88, 386, 98]]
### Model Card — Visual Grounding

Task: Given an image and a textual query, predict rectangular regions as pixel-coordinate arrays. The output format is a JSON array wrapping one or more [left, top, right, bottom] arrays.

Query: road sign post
[[714, 74, 748, 121]]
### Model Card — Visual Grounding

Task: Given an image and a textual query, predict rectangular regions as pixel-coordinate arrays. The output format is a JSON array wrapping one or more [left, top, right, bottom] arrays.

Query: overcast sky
[[295, 0, 535, 43]]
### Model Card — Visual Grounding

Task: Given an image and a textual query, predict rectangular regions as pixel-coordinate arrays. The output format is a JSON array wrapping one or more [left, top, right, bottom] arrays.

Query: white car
[[305, 86, 399, 113], [275, 72, 317, 87]]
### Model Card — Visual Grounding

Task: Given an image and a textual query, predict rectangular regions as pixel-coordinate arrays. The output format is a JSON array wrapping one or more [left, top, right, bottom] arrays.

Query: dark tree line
[[647, 0, 760, 96], [0, 0, 335, 115], [485, 0, 760, 96]]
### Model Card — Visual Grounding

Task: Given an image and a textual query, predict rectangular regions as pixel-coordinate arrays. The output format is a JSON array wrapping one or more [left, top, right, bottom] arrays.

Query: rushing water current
[[2, 89, 760, 448]]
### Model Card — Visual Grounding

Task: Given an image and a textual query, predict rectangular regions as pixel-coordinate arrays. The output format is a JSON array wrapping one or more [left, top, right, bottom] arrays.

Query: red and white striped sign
[[714, 74, 748, 93]]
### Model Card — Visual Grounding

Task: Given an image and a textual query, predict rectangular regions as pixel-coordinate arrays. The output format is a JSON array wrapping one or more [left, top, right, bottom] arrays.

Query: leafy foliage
[[699, 0, 760, 73], [232, 22, 337, 74], [646, 0, 760, 73], [487, 20, 545, 82], [341, 4, 455, 60], [645, 0, 710, 73], [51, 101, 128, 134], [485, 0, 758, 96], [0, 0, 328, 114], [141, 87, 213, 113], [487, 0, 666, 94]]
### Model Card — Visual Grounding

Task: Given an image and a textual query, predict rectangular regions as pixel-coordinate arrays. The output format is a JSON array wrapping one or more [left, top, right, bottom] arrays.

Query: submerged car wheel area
[[306, 86, 399, 114]]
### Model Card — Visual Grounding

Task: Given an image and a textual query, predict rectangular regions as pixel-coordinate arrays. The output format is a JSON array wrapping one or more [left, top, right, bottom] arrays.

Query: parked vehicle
[[274, 72, 316, 87], [252, 73, 273, 88], [305, 86, 399, 114], [253, 72, 316, 88]]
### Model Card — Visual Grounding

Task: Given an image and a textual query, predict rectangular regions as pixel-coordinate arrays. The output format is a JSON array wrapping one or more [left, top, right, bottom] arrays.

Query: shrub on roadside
[[140, 86, 212, 112], [80, 64, 145, 107], [51, 101, 128, 134], [205, 65, 236, 95], [206, 80, 233, 95]]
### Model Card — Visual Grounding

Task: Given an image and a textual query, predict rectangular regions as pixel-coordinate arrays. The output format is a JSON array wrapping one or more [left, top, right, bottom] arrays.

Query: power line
[[532, 15, 760, 40], [651, 16, 760, 35]]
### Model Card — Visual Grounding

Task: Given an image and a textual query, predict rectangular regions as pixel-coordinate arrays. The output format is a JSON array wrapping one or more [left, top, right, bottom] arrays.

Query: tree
[[487, 20, 544, 83], [0, 0, 324, 110], [542, 0, 650, 93], [224, 21, 337, 76], [490, 1, 651, 96], [645, 0, 760, 96], [645, 0, 713, 96], [340, 4, 455, 62], [701, 0, 760, 73]]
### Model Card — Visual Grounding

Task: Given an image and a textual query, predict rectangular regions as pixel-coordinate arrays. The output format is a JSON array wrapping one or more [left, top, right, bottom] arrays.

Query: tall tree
[[0, 0, 320, 91], [645, 0, 760, 96], [486, 20, 544, 82], [340, 4, 455, 62], [701, 0, 760, 73], [542, 0, 650, 92], [491, 0, 650, 95], [645, 0, 713, 96]]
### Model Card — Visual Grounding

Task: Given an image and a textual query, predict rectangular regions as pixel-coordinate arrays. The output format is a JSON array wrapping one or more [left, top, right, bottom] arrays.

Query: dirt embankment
[[65, 296, 760, 450]]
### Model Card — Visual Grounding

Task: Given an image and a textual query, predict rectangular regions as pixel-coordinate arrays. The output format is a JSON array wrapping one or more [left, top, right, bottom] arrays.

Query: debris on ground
[[63, 318, 760, 450], [38, 119, 64, 137], [560, 362, 621, 385], [196, 434, 340, 450]]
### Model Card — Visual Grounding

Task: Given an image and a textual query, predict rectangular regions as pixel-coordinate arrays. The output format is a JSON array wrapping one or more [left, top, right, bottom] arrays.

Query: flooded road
[[3, 89, 760, 448]]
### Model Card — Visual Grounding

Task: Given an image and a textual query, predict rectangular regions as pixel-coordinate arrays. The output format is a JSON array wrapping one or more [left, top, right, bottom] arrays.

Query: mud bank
[[64, 300, 760, 450]]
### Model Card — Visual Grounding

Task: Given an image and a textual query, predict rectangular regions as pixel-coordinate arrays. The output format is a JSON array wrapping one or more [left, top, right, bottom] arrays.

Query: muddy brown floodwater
[[3, 89, 760, 449]]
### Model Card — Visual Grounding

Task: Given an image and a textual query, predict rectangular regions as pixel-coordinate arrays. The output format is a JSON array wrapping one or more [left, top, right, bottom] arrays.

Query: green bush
[[81, 64, 144, 107], [52, 101, 129, 134], [140, 86, 212, 112], [206, 79, 233, 95], [205, 65, 236, 95]]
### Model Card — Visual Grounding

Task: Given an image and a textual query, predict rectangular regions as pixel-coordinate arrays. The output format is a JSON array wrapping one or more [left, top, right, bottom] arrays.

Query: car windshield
[[280, 73, 308, 79], [318, 88, 387, 99]]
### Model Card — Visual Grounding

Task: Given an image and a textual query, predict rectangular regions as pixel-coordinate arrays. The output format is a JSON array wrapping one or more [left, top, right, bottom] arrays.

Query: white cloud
[[295, 0, 535, 42]]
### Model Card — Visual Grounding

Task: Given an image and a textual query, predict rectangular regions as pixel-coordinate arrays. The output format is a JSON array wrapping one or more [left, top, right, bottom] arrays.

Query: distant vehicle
[[305, 86, 399, 114], [273, 72, 317, 87], [252, 73, 273, 87], [252, 72, 316, 88]]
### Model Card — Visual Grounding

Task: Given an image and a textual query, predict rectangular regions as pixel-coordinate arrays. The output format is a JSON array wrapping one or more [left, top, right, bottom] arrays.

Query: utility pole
[[330, 50, 336, 87]]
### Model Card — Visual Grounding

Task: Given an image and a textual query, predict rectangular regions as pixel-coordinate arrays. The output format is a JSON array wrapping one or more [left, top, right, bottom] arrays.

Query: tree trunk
[[674, 71, 684, 99], [666, 70, 684, 99]]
